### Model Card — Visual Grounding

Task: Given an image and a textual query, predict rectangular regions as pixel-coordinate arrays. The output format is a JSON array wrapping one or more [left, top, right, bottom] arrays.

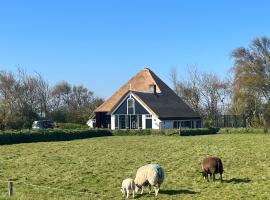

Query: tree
[[231, 37, 270, 126], [170, 66, 230, 127], [50, 81, 104, 124], [0, 69, 103, 129]]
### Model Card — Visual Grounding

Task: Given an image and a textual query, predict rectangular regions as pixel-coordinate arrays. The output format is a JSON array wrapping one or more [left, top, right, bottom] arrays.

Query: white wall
[[86, 119, 95, 128], [152, 116, 161, 129], [142, 115, 146, 129], [111, 115, 115, 130]]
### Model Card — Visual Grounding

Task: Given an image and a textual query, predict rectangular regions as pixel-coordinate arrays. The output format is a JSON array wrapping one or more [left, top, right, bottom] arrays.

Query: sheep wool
[[121, 178, 135, 199], [134, 164, 164, 196]]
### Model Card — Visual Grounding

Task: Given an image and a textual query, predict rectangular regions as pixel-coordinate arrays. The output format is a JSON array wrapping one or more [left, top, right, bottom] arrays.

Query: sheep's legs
[[148, 185, 152, 194], [212, 173, 215, 181], [140, 187, 144, 194], [154, 185, 160, 196], [206, 174, 210, 182], [220, 173, 223, 182], [126, 190, 129, 198], [122, 189, 126, 197], [132, 190, 135, 198]]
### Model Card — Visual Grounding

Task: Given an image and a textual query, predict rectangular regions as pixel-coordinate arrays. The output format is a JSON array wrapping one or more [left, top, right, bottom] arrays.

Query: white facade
[[108, 91, 201, 130], [86, 119, 96, 128], [111, 115, 115, 130], [152, 115, 161, 129]]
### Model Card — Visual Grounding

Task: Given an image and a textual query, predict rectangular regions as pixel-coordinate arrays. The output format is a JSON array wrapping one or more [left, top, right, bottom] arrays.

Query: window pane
[[115, 115, 118, 128], [119, 115, 126, 129], [173, 121, 178, 129], [127, 98, 135, 114], [138, 115, 142, 128]]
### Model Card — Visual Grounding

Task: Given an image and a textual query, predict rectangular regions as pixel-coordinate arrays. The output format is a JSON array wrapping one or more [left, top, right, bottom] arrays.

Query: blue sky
[[0, 0, 269, 98]]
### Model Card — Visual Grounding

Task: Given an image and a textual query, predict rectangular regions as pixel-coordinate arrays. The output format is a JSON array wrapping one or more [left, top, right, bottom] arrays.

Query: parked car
[[32, 120, 55, 130]]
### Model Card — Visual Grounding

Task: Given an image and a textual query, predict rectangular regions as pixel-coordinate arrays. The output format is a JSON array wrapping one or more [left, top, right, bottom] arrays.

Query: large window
[[114, 114, 142, 129], [173, 120, 192, 128], [127, 98, 135, 114], [119, 115, 126, 129]]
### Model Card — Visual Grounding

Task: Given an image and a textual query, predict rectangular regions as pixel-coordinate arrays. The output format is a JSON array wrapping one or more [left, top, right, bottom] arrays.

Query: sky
[[0, 0, 270, 98]]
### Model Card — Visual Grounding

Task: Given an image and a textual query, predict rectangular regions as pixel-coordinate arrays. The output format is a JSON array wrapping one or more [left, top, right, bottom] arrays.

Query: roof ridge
[[95, 68, 167, 112]]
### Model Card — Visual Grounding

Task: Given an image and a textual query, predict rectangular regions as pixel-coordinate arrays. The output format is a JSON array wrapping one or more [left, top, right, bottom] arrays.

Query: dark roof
[[133, 91, 201, 119]]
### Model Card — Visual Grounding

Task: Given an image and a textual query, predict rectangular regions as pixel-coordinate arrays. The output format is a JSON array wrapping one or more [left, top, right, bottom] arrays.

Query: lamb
[[201, 156, 223, 182], [121, 178, 135, 199], [134, 164, 164, 196]]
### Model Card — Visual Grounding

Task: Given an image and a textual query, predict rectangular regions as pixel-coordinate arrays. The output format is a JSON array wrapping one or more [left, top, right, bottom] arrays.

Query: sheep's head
[[135, 184, 142, 193], [200, 171, 208, 179]]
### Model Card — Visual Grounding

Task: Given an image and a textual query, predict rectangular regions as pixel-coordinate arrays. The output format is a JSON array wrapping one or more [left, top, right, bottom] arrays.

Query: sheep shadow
[[223, 178, 251, 184], [160, 189, 199, 195], [135, 189, 199, 199]]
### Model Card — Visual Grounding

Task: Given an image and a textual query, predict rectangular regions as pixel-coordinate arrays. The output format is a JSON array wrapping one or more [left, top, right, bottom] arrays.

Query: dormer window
[[127, 97, 135, 114], [149, 84, 157, 94]]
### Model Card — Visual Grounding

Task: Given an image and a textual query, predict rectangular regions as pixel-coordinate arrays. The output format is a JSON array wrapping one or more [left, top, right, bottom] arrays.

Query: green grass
[[0, 134, 270, 199]]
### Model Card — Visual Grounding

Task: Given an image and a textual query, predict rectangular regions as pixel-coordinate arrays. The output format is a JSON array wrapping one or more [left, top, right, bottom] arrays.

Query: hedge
[[112, 128, 220, 136], [0, 129, 112, 145], [0, 128, 221, 145], [57, 123, 89, 129], [218, 127, 269, 134]]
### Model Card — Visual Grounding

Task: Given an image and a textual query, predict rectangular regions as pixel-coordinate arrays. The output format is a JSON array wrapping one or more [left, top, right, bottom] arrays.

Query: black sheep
[[201, 156, 223, 182]]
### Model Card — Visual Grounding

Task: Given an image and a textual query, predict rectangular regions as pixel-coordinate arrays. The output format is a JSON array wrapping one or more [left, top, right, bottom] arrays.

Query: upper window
[[127, 97, 135, 114]]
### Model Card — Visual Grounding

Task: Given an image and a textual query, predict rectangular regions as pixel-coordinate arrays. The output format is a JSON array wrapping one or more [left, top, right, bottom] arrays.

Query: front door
[[131, 115, 138, 129], [146, 119, 152, 129]]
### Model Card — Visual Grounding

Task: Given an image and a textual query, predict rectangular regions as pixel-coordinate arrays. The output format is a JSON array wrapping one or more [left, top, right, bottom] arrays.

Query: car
[[32, 120, 55, 130]]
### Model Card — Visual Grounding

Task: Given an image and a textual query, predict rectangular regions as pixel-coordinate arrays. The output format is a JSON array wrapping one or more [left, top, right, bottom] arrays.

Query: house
[[88, 68, 202, 129]]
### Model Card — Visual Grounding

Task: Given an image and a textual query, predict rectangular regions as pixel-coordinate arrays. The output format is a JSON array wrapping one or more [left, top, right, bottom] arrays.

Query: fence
[[0, 180, 116, 199], [214, 115, 246, 128]]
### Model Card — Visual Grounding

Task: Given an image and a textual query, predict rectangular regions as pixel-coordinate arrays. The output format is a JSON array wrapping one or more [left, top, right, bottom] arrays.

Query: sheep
[[121, 178, 135, 199], [201, 156, 223, 182], [134, 164, 164, 196]]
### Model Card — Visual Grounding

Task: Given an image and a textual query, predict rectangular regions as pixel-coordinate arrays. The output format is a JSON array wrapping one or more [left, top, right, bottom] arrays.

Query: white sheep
[[121, 178, 135, 199], [134, 164, 164, 196]]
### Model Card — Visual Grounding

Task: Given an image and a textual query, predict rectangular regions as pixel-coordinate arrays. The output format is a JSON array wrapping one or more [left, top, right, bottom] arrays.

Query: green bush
[[112, 128, 219, 136], [0, 129, 111, 145], [218, 128, 269, 134], [179, 128, 220, 136], [112, 129, 179, 136], [0, 128, 221, 145], [57, 123, 89, 129]]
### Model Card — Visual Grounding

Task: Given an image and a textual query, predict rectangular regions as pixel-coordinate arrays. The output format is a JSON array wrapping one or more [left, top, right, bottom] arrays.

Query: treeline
[[0, 69, 103, 129], [171, 36, 270, 127]]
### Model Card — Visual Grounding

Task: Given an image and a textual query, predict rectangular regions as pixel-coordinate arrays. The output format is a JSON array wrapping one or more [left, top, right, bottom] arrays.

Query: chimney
[[149, 84, 157, 94]]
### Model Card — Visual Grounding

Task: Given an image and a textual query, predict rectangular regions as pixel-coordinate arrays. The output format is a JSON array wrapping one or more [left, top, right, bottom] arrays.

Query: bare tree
[[170, 66, 230, 127]]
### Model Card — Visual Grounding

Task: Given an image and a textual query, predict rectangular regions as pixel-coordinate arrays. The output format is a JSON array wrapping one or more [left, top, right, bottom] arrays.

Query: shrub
[[179, 128, 220, 136], [57, 123, 89, 129], [0, 129, 111, 145], [112, 129, 179, 136], [112, 128, 219, 136], [218, 128, 268, 134]]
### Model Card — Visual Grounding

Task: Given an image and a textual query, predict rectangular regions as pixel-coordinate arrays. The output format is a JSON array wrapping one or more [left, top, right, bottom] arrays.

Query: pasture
[[0, 134, 270, 199]]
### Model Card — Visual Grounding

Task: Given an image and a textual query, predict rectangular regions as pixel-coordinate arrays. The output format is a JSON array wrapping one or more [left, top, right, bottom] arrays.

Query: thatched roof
[[95, 68, 200, 119], [95, 68, 162, 113]]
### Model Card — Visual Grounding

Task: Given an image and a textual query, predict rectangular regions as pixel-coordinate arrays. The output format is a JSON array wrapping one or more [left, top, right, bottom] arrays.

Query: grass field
[[0, 134, 270, 199]]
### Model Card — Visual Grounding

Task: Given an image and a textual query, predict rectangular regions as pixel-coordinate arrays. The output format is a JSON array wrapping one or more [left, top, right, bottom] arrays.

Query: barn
[[88, 68, 202, 129]]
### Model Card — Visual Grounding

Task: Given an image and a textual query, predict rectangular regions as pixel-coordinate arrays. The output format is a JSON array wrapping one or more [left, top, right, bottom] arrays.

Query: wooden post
[[8, 181, 13, 197]]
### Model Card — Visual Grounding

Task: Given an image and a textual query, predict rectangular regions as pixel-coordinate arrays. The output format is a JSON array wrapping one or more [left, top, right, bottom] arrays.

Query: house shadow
[[223, 178, 251, 184]]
